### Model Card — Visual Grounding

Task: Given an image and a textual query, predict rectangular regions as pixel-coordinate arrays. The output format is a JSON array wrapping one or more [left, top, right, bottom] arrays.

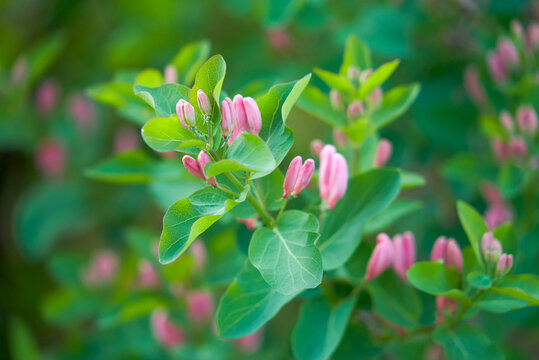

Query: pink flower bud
[[333, 130, 347, 148], [347, 100, 364, 119], [243, 97, 262, 135], [186, 291, 213, 324], [516, 105, 538, 134], [480, 184, 504, 205], [227, 125, 241, 146], [484, 203, 512, 230], [491, 139, 510, 162], [431, 236, 448, 262], [164, 65, 178, 84], [527, 23, 539, 51], [393, 231, 416, 281], [35, 139, 65, 178], [36, 80, 60, 115], [366, 233, 395, 281], [499, 110, 514, 132], [114, 126, 138, 153], [330, 89, 343, 111], [176, 99, 195, 128], [327, 153, 348, 210], [197, 89, 212, 116], [238, 217, 257, 230], [497, 38, 520, 68], [481, 232, 502, 262], [487, 51, 507, 83], [81, 250, 119, 287], [283, 156, 302, 198], [496, 253, 513, 275], [446, 239, 463, 272], [360, 69, 373, 83], [69, 94, 97, 132], [375, 138, 393, 167], [464, 65, 486, 106], [511, 20, 523, 37], [198, 151, 217, 187], [294, 159, 315, 196], [183, 155, 205, 180], [267, 28, 291, 51], [190, 240, 207, 269], [233, 95, 249, 132], [138, 260, 159, 288], [236, 329, 263, 354], [221, 97, 236, 138], [368, 87, 383, 109], [319, 145, 337, 201], [310, 139, 324, 157], [151, 310, 185, 347], [509, 136, 528, 157], [436, 296, 458, 324]]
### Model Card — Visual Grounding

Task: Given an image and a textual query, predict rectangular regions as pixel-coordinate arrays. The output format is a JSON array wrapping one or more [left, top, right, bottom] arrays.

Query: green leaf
[[216, 261, 297, 338], [490, 274, 539, 306], [206, 134, 275, 177], [466, 271, 492, 289], [141, 115, 205, 152], [292, 296, 356, 360], [318, 169, 401, 270], [171, 40, 211, 85], [400, 171, 426, 189], [159, 186, 248, 264], [492, 223, 518, 259], [257, 74, 311, 168], [457, 201, 488, 268], [249, 210, 322, 295], [85, 150, 156, 184], [134, 68, 163, 87], [314, 68, 355, 98], [189, 55, 226, 121], [340, 35, 371, 76], [433, 325, 504, 360], [358, 60, 400, 99], [443, 154, 498, 185], [474, 290, 528, 313], [298, 86, 346, 127], [9, 318, 40, 360], [363, 201, 422, 235], [407, 262, 468, 303], [134, 83, 190, 117], [257, 169, 285, 211], [497, 163, 525, 198], [366, 271, 421, 328]]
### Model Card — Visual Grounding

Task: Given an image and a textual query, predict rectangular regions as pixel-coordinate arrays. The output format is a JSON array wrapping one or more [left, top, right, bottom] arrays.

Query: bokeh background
[[1, 0, 537, 358]]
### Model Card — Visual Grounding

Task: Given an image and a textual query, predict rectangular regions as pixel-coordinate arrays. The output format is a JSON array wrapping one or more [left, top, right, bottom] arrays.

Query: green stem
[[275, 198, 288, 223]]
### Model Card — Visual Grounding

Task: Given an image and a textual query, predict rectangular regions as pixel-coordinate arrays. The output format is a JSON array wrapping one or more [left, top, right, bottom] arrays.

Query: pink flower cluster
[[365, 232, 416, 281], [282, 156, 315, 198], [221, 95, 262, 145], [375, 138, 393, 167], [481, 184, 512, 230], [481, 232, 513, 275], [319, 145, 348, 209], [81, 250, 119, 287], [182, 151, 217, 187], [151, 309, 185, 347], [491, 106, 536, 162]]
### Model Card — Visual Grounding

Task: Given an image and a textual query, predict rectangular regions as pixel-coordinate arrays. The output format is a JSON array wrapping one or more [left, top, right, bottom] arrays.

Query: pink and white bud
[[393, 231, 416, 281], [176, 99, 195, 128], [496, 253, 513, 275], [491, 139, 510, 161], [327, 153, 348, 210], [481, 232, 502, 262], [151, 310, 185, 347], [294, 159, 315, 196], [497, 38, 520, 68], [310, 139, 324, 157], [114, 126, 138, 153], [527, 23, 539, 51], [36, 80, 60, 115], [186, 291, 213, 324], [236, 329, 263, 354], [499, 110, 514, 132], [516, 105, 538, 134], [243, 97, 262, 135], [464, 65, 486, 106], [330, 89, 343, 111], [446, 239, 463, 272], [509, 136, 528, 157], [138, 260, 159, 288], [333, 129, 347, 147], [431, 236, 448, 262], [319, 145, 337, 201], [238, 217, 257, 230], [368, 87, 383, 109], [283, 156, 302, 198], [487, 51, 507, 83], [35, 139, 65, 179], [375, 138, 393, 167], [197, 151, 217, 187], [511, 20, 523, 37], [221, 97, 236, 138], [359, 69, 373, 84], [164, 65, 178, 84], [197, 89, 212, 116], [190, 240, 207, 270], [183, 155, 205, 180], [347, 100, 364, 119], [366, 233, 395, 281], [233, 95, 249, 132], [484, 203, 512, 230]]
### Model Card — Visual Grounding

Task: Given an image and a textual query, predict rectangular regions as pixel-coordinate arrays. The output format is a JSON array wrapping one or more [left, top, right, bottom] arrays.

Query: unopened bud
[[499, 110, 514, 132], [197, 89, 212, 116], [164, 65, 178, 84], [310, 139, 324, 157], [221, 97, 236, 138], [283, 156, 302, 198], [516, 105, 538, 134], [347, 66, 361, 81], [497, 38, 520, 68], [293, 159, 315, 196], [496, 253, 513, 276], [375, 138, 392, 167], [330, 89, 343, 111], [487, 51, 507, 83], [347, 100, 364, 119], [359, 69, 373, 84], [243, 97, 262, 135], [366, 233, 394, 281], [481, 232, 502, 263]]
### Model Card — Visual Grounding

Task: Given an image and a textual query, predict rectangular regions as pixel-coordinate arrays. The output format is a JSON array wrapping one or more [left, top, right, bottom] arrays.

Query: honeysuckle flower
[[310, 139, 324, 157], [35, 139, 65, 178], [347, 66, 361, 81], [480, 184, 504, 205], [359, 69, 373, 83], [243, 97, 262, 135], [237, 217, 257, 230], [197, 89, 212, 116], [164, 65, 178, 84], [368, 87, 383, 109], [176, 99, 196, 128], [508, 136, 527, 157], [220, 97, 235, 138], [190, 240, 207, 270], [186, 291, 213, 324], [114, 126, 138, 153], [236, 329, 263, 354], [516, 105, 538, 134], [294, 159, 315, 196], [491, 139, 510, 161], [484, 203, 512, 230], [347, 100, 364, 119], [283, 156, 302, 198], [333, 129, 347, 147], [81, 249, 119, 286], [497, 38, 520, 68], [487, 51, 507, 83], [527, 22, 539, 51], [137, 260, 159, 288], [319, 145, 348, 209], [182, 151, 217, 187], [319, 145, 336, 200], [481, 232, 502, 263], [330, 89, 343, 110], [151, 309, 185, 347], [198, 151, 217, 187], [366, 233, 394, 281], [36, 80, 60, 115], [267, 27, 291, 51], [464, 65, 486, 106], [68, 94, 97, 132], [375, 138, 393, 167], [496, 253, 513, 276], [392, 231, 416, 281], [499, 110, 514, 132], [430, 237, 463, 272]]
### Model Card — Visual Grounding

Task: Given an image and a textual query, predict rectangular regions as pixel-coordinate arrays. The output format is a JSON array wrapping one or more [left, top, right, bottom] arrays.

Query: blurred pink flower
[[114, 126, 139, 153], [375, 138, 393, 167], [151, 309, 185, 347], [266, 28, 291, 51], [36, 80, 60, 115], [190, 240, 207, 270], [436, 296, 458, 324], [484, 203, 512, 230], [366, 233, 394, 281], [236, 329, 264, 354], [392, 231, 416, 281], [68, 94, 97, 132], [186, 291, 213, 324], [35, 139, 65, 179], [164, 65, 178, 84], [487, 51, 507, 83], [238, 217, 257, 230], [138, 260, 159, 288], [81, 249, 119, 286], [464, 65, 486, 106], [310, 139, 324, 157]]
